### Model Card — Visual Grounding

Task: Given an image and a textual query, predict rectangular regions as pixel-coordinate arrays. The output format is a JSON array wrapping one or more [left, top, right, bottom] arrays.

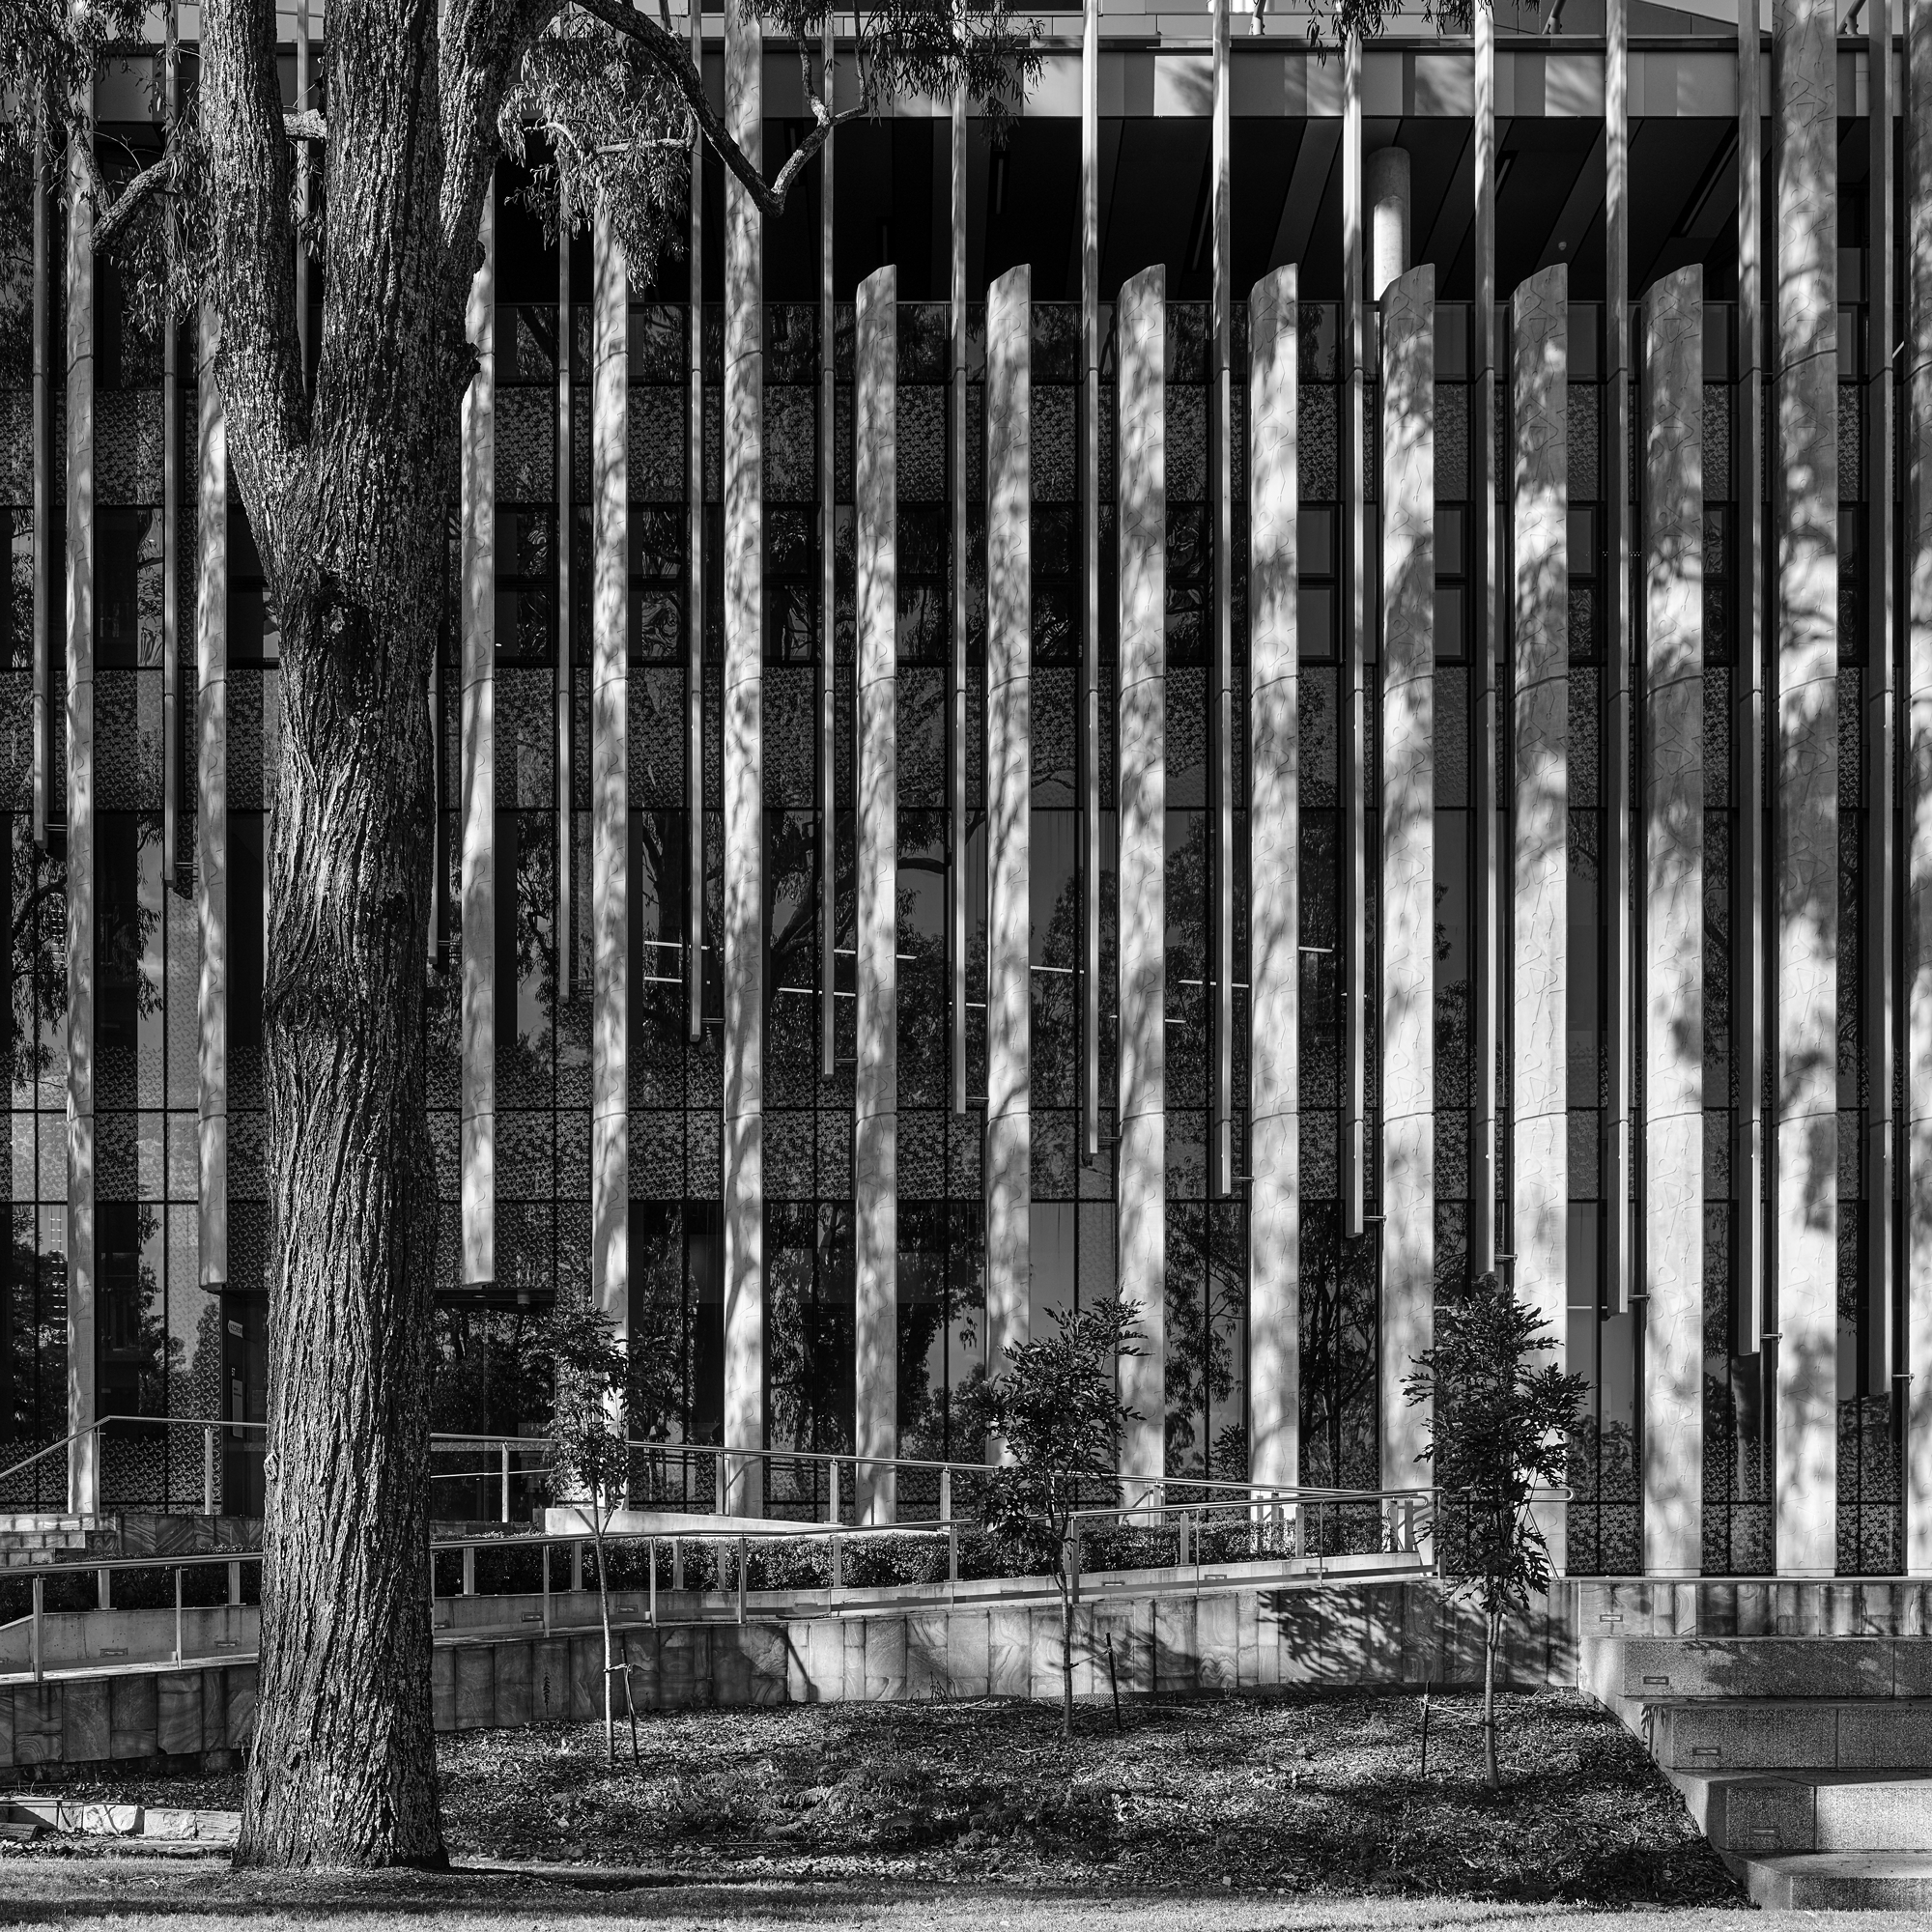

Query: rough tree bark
[[152, 0, 1012, 1864], [200, 0, 511, 1867]]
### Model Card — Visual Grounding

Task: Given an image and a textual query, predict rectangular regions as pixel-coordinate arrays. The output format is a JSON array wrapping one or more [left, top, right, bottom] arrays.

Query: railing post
[[714, 1452, 725, 1518], [462, 1544, 475, 1596], [947, 1519, 958, 1586], [174, 1565, 184, 1665], [572, 1540, 583, 1593], [831, 1528, 842, 1591], [203, 1425, 214, 1516], [940, 1465, 952, 1522], [648, 1537, 658, 1628], [542, 1541, 553, 1634], [736, 1533, 748, 1626], [31, 1574, 43, 1682], [228, 1560, 242, 1606], [98, 1567, 110, 1612], [672, 1536, 683, 1593], [825, 1456, 840, 1526], [500, 1442, 511, 1523]]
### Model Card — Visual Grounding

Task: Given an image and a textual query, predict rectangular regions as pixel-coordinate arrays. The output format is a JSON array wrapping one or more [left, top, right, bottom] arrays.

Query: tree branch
[[80, 143, 178, 256], [10, 867, 63, 964], [284, 109, 327, 143], [570, 0, 864, 216]]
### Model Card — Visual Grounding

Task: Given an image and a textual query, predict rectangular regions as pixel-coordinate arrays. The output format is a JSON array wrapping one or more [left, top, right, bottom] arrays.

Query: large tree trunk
[[235, 533, 445, 1864], [205, 0, 499, 1870]]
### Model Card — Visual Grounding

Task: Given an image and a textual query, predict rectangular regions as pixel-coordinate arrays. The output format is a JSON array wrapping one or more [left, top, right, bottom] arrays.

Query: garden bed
[[4, 1688, 1742, 1907]]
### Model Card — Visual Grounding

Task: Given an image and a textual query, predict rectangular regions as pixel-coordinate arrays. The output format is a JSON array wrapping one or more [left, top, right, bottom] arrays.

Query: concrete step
[[1620, 1635, 1932, 1703], [1676, 1770, 1932, 1855], [1732, 1851, 1932, 1909], [1655, 1697, 1932, 1774]]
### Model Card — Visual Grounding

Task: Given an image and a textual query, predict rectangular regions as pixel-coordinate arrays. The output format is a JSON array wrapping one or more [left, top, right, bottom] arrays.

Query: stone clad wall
[[0, 1582, 1577, 1771]]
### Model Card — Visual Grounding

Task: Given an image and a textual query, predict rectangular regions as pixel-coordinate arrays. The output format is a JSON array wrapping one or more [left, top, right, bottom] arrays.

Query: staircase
[[1578, 1585, 1932, 1908]]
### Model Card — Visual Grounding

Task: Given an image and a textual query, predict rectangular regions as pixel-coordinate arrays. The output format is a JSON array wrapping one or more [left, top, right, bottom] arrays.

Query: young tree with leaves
[[978, 1297, 1140, 1739], [1403, 1269, 1587, 1788], [1, 0, 1037, 1868], [543, 1283, 639, 1769]]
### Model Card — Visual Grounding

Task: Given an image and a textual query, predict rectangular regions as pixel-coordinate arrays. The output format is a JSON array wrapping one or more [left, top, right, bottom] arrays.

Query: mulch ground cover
[[0, 1688, 1742, 1909]]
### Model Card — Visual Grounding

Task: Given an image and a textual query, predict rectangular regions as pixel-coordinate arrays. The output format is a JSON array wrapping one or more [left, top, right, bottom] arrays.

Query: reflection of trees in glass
[[765, 1207, 853, 1460], [428, 1304, 556, 1437], [3, 1226, 65, 1446], [1164, 1205, 1240, 1478], [99, 1205, 180, 1417], [1029, 813, 1083, 1110], [895, 1205, 985, 1465], [895, 1293, 948, 1459], [99, 814, 166, 1029], [0, 199, 27, 384], [497, 822, 557, 1103], [1299, 1206, 1378, 1491], [10, 838, 68, 1095], [628, 1213, 689, 1446], [767, 811, 816, 1005], [1701, 1343, 1771, 1574]]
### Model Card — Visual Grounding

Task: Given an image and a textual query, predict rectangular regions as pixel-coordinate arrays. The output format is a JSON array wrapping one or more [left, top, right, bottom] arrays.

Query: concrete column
[[1773, 0, 1838, 1578], [1737, 0, 1767, 1349], [1470, 7, 1498, 1277], [1511, 264, 1568, 1565], [66, 136, 96, 1516], [1209, 0, 1234, 1200], [1378, 264, 1435, 1496], [854, 268, 898, 1526], [985, 265, 1032, 1422], [818, 26, 838, 1082], [950, 88, 969, 1117], [1117, 266, 1165, 1504], [1366, 147, 1409, 300], [723, 0, 766, 1510], [196, 307, 228, 1296], [460, 191, 496, 1289], [1248, 265, 1299, 1499], [1342, 33, 1367, 1236], [31, 115, 47, 847], [686, 0, 704, 1045], [1606, 0, 1634, 1314], [1641, 267, 1705, 1579], [591, 210, 628, 1342], [1864, 0, 1898, 1444], [1905, 0, 1932, 1573]]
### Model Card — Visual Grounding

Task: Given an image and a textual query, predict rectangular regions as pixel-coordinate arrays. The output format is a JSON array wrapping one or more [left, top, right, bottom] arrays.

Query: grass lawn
[[0, 1689, 1743, 1911], [0, 1870, 1923, 1932]]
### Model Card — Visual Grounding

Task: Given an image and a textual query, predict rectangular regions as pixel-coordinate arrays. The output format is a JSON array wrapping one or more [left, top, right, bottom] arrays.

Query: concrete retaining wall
[[0, 1578, 1571, 1774]]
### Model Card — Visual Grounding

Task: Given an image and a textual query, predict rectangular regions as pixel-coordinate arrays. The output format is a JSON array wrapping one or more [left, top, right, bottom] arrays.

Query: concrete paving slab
[[1619, 1635, 1896, 1700], [1739, 1850, 1932, 1909]]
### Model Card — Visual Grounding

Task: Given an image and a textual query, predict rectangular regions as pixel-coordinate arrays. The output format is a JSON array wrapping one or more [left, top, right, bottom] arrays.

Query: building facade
[[3, 0, 1931, 1578]]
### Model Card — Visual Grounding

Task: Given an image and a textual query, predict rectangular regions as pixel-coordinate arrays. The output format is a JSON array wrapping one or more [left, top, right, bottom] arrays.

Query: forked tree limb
[[570, 0, 867, 214]]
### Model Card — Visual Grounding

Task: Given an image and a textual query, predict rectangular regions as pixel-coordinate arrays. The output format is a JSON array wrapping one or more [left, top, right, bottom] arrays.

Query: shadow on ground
[[0, 1690, 1742, 1913]]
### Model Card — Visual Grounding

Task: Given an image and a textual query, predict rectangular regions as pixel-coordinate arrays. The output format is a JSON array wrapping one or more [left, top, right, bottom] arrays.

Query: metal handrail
[[0, 1413, 1361, 1523], [0, 1414, 1453, 1530], [0, 1493, 1433, 1686]]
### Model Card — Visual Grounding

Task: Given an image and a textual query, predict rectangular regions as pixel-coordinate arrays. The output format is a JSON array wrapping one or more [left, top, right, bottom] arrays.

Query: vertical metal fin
[[951, 84, 969, 1118], [1082, 0, 1101, 1166]]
